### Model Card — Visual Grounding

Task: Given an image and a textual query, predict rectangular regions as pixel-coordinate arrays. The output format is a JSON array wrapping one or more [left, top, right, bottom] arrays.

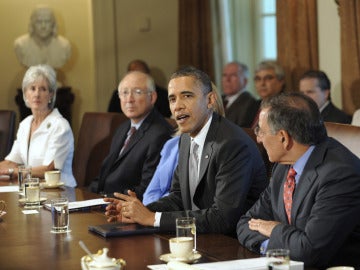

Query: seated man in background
[[299, 70, 352, 124], [221, 61, 258, 128], [104, 66, 268, 235], [90, 71, 173, 200], [251, 60, 286, 128], [237, 92, 360, 268], [108, 59, 171, 118]]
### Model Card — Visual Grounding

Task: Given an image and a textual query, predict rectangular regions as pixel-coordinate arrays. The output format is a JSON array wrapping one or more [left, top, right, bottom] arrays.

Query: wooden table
[[0, 186, 259, 269]]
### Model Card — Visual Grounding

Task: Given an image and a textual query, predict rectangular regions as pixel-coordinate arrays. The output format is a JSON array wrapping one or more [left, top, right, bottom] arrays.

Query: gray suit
[[147, 113, 268, 234], [237, 137, 360, 268]]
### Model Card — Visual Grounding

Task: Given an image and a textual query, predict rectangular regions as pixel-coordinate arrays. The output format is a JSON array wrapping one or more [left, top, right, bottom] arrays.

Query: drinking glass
[[18, 165, 31, 193], [266, 249, 290, 270], [176, 217, 196, 252], [51, 198, 70, 233], [24, 177, 40, 208]]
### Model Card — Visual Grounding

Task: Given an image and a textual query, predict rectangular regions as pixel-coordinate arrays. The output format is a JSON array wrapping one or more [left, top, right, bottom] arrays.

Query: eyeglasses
[[254, 126, 268, 138], [254, 75, 275, 82], [118, 88, 151, 98]]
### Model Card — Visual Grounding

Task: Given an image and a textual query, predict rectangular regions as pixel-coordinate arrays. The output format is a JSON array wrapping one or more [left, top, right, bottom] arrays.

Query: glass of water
[[51, 198, 70, 233], [176, 217, 196, 252], [266, 249, 290, 270], [18, 165, 31, 193], [24, 177, 40, 208]]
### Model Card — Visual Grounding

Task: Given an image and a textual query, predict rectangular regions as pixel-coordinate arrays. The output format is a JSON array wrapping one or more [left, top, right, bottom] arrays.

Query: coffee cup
[[169, 237, 194, 259], [45, 170, 60, 185]]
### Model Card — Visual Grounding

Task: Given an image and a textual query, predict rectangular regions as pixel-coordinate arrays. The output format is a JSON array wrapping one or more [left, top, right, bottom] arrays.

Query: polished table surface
[[0, 185, 259, 269]]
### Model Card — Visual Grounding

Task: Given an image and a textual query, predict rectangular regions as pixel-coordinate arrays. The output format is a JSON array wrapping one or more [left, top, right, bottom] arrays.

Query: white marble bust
[[14, 6, 71, 68]]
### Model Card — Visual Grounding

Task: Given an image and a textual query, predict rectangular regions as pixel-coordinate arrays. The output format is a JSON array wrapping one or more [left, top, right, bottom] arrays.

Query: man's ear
[[207, 91, 215, 109], [150, 90, 158, 105]]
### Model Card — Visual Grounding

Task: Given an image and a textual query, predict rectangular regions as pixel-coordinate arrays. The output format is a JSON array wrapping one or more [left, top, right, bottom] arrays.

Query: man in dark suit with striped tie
[[90, 71, 173, 200], [237, 92, 360, 269]]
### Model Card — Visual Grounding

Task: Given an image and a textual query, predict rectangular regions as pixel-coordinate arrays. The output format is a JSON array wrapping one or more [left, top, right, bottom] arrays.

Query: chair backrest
[[0, 110, 16, 160], [72, 112, 128, 187], [325, 122, 360, 158]]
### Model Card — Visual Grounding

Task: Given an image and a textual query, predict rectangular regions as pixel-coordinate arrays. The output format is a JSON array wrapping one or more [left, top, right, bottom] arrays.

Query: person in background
[[90, 71, 173, 200], [251, 60, 286, 128], [299, 70, 352, 124], [108, 59, 171, 118], [351, 108, 360, 126], [0, 65, 76, 187], [104, 66, 268, 235], [221, 61, 258, 128], [14, 6, 71, 68], [142, 82, 225, 205], [237, 92, 360, 268]]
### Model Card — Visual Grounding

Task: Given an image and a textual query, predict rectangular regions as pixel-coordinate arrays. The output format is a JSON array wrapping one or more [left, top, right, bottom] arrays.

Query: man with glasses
[[89, 71, 173, 199], [237, 92, 360, 268], [251, 60, 286, 128]]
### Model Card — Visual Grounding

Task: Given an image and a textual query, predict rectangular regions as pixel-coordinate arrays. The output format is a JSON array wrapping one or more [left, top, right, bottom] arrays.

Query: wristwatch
[[8, 168, 14, 179]]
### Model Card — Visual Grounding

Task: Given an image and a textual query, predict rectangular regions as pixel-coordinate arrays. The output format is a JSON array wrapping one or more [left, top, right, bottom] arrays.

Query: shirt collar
[[293, 145, 315, 184], [319, 100, 330, 112], [225, 89, 246, 107]]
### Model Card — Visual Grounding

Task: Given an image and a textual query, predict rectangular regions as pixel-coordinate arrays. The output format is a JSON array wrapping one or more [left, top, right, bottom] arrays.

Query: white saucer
[[18, 197, 47, 204], [41, 182, 65, 189], [159, 252, 201, 263]]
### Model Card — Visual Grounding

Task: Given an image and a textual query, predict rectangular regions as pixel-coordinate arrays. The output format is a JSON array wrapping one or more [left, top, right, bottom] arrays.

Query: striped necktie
[[283, 167, 297, 223]]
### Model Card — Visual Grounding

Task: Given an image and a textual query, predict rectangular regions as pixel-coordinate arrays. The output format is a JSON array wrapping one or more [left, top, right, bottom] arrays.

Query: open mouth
[[175, 114, 189, 123]]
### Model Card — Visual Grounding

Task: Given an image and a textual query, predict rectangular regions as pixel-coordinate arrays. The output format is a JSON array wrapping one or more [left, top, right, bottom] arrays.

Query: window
[[211, 0, 277, 95]]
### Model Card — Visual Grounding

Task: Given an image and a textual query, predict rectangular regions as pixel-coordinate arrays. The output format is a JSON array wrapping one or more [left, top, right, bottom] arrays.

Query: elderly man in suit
[[222, 61, 258, 127], [299, 70, 352, 124], [90, 71, 173, 200], [104, 66, 268, 235], [237, 92, 360, 268]]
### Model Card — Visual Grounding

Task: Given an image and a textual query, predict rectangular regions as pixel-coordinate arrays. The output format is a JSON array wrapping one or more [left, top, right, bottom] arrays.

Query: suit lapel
[[291, 140, 327, 222], [111, 110, 154, 168], [179, 134, 192, 209]]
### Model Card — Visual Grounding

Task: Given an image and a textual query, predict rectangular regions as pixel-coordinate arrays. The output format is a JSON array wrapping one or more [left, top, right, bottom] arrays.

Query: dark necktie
[[120, 126, 136, 155], [189, 141, 199, 210], [283, 167, 297, 224]]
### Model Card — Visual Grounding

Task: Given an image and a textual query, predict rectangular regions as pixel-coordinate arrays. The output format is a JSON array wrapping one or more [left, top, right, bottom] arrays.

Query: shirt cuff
[[154, 212, 162, 227], [260, 239, 269, 255]]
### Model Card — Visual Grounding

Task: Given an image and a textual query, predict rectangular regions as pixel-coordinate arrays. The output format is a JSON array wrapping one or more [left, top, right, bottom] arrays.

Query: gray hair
[[29, 6, 57, 37], [227, 61, 249, 79], [119, 70, 156, 92], [22, 64, 57, 109], [261, 92, 327, 145], [255, 60, 285, 80]]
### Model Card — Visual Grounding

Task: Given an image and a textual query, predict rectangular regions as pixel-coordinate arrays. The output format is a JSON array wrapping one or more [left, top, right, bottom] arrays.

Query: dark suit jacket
[[107, 85, 171, 118], [321, 101, 352, 124], [237, 137, 360, 268], [223, 91, 259, 128], [94, 109, 173, 200], [147, 113, 268, 234]]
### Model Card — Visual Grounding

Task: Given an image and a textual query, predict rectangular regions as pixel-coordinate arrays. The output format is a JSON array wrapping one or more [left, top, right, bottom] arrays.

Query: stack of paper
[[44, 198, 109, 212], [148, 257, 304, 270]]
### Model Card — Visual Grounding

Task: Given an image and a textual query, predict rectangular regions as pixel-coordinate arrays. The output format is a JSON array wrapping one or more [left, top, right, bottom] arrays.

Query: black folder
[[88, 222, 160, 238]]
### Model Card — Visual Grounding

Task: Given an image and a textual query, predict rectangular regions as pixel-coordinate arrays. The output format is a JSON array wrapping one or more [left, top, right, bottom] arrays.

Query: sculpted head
[[29, 6, 57, 41]]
